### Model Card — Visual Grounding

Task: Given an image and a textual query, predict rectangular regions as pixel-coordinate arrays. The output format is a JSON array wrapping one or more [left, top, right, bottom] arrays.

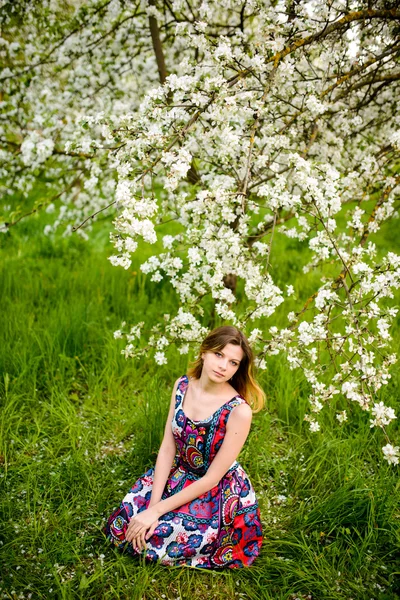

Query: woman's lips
[[213, 370, 224, 377]]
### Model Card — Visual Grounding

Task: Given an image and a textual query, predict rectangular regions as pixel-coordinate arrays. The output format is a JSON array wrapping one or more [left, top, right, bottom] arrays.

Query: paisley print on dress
[[104, 375, 262, 568]]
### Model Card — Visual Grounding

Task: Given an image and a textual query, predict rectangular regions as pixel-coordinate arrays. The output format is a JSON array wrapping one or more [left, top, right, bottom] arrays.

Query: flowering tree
[[1, 0, 399, 463]]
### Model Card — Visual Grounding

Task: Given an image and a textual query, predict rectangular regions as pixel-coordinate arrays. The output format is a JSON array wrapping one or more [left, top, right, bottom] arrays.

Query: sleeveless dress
[[104, 375, 262, 568]]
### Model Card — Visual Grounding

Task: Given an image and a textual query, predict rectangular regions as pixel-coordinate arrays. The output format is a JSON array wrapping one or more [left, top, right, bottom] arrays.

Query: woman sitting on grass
[[104, 325, 265, 568]]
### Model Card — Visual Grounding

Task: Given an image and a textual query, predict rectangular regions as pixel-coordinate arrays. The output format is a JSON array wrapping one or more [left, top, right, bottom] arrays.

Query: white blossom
[[336, 411, 348, 424], [154, 351, 168, 365], [370, 402, 397, 429], [309, 420, 320, 433], [382, 444, 399, 465]]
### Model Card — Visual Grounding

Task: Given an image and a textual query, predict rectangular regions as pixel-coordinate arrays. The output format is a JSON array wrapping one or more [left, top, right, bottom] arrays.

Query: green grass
[[0, 212, 399, 600]]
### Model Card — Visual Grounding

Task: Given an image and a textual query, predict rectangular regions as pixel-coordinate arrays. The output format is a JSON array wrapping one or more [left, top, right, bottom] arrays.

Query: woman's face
[[201, 343, 244, 384]]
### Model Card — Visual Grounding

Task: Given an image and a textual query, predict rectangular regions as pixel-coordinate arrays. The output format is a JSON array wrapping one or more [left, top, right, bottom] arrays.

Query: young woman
[[104, 325, 265, 568]]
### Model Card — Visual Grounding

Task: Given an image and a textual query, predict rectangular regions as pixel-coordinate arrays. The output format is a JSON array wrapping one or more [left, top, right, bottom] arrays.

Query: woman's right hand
[[129, 517, 159, 552]]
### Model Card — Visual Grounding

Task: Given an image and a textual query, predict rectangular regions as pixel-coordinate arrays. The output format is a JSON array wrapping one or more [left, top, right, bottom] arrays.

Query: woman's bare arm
[[147, 378, 180, 508]]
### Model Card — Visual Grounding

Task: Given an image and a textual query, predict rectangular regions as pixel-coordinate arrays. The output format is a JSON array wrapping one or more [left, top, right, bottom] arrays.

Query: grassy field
[[0, 211, 399, 600]]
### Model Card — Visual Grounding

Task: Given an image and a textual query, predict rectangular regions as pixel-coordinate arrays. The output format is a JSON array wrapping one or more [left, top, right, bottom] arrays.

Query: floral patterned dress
[[104, 374, 262, 568]]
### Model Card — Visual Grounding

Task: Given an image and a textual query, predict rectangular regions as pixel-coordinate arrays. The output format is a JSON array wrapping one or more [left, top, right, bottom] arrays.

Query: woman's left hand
[[126, 507, 159, 551]]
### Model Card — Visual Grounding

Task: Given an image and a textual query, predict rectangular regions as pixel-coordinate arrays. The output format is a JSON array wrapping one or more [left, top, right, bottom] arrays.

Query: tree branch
[[149, 0, 168, 84]]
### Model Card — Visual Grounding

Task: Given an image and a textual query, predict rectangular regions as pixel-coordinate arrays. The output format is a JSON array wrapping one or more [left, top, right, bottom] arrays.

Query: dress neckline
[[180, 375, 240, 424]]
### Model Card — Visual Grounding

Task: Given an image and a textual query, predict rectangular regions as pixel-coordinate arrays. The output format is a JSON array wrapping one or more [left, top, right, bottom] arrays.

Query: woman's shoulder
[[228, 398, 253, 422]]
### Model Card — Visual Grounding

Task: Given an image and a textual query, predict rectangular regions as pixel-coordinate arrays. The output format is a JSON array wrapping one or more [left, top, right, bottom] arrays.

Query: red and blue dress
[[104, 374, 262, 568]]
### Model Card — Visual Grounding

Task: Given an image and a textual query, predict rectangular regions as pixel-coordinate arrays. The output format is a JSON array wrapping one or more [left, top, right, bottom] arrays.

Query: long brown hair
[[187, 326, 265, 412]]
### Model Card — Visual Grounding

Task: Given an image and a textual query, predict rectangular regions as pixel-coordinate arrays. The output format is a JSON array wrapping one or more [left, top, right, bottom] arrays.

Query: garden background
[[1, 1, 400, 598]]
